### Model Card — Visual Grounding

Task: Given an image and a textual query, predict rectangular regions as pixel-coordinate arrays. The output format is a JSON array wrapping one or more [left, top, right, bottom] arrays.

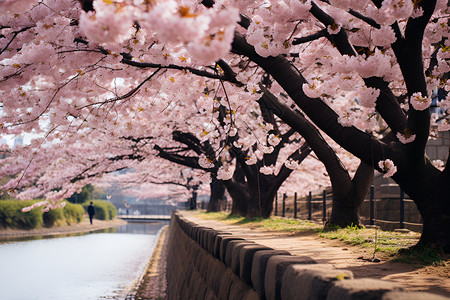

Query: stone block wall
[[166, 212, 448, 300]]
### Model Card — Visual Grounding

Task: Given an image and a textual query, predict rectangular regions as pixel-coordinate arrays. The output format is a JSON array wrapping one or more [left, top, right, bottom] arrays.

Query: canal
[[0, 221, 169, 300]]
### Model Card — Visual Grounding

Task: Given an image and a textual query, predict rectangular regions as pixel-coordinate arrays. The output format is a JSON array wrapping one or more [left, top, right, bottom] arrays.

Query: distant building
[[426, 130, 450, 161]]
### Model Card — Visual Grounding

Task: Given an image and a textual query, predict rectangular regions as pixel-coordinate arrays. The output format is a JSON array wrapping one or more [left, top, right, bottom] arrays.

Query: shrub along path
[[0, 218, 126, 239], [181, 211, 450, 297]]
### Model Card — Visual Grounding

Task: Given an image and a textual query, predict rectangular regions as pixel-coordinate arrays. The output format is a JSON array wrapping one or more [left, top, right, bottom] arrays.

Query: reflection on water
[[105, 221, 168, 235], [0, 221, 168, 300]]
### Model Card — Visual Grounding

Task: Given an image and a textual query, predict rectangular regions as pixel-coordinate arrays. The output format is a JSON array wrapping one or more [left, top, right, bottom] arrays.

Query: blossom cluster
[[0, 0, 448, 209], [378, 159, 397, 178], [410, 92, 431, 111]]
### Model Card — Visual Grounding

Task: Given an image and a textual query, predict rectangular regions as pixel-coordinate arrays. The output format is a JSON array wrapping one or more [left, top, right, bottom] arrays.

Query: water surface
[[0, 222, 168, 300]]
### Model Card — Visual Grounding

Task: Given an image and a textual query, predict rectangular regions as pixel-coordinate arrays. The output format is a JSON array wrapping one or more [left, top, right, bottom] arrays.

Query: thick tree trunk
[[207, 177, 226, 212], [328, 162, 374, 227], [420, 182, 450, 252], [245, 186, 276, 218], [188, 189, 198, 210], [224, 177, 276, 218], [230, 10, 450, 252], [395, 163, 450, 252], [328, 189, 364, 227]]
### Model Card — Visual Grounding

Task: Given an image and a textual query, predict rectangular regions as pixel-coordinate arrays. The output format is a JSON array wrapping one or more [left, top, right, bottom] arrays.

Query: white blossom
[[198, 154, 214, 169], [259, 165, 274, 175], [216, 166, 233, 180], [245, 155, 257, 165], [410, 92, 431, 111], [396, 130, 416, 144], [268, 134, 281, 146], [378, 159, 397, 178], [284, 159, 299, 170]]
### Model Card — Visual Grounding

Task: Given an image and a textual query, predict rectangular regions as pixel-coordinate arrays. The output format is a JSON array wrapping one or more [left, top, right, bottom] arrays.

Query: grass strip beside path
[[196, 211, 448, 266]]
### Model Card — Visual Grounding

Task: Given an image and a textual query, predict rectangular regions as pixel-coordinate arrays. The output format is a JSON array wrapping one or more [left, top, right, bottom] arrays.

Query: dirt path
[[180, 211, 450, 297]]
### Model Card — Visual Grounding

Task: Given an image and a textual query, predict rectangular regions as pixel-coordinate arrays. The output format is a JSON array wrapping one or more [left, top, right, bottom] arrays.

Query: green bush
[[83, 200, 117, 220], [63, 201, 85, 225], [0, 200, 43, 229], [0, 200, 85, 229], [43, 207, 65, 227]]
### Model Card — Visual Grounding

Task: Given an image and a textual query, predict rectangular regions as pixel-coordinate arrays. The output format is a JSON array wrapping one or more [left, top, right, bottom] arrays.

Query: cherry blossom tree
[[100, 163, 210, 210], [1, 0, 449, 251], [152, 99, 315, 218]]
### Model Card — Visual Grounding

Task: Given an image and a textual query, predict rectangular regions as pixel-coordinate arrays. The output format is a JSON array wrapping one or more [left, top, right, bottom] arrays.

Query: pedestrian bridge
[[118, 215, 171, 222]]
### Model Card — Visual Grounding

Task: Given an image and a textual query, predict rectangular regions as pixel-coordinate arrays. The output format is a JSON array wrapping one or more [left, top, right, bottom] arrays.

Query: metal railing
[[217, 185, 423, 232], [272, 185, 422, 231]]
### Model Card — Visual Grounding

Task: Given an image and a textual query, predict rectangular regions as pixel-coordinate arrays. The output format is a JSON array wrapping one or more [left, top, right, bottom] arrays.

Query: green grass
[[197, 211, 321, 232], [195, 211, 448, 265], [394, 245, 447, 266], [319, 225, 420, 255]]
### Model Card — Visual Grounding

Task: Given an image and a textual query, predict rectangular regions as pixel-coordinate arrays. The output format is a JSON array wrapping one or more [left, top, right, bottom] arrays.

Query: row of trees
[[0, 0, 449, 251]]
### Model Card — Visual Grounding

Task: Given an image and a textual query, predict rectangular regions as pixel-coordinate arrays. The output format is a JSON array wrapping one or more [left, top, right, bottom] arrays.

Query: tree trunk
[[395, 163, 450, 252], [224, 176, 276, 218], [188, 189, 198, 210], [207, 177, 226, 212], [328, 162, 374, 227], [328, 189, 363, 227], [231, 15, 450, 252], [245, 183, 276, 218], [420, 181, 450, 252]]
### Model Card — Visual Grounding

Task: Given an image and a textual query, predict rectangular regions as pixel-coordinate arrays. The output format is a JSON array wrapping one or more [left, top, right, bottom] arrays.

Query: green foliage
[[0, 200, 84, 229], [63, 201, 85, 225], [0, 200, 43, 229], [43, 208, 65, 227], [67, 184, 106, 204], [107, 202, 117, 219], [82, 200, 117, 220]]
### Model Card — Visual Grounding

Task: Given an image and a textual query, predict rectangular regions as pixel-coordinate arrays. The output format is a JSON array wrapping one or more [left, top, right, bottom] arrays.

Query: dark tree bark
[[207, 176, 226, 212], [259, 90, 373, 227], [327, 162, 374, 227], [220, 96, 313, 218], [188, 187, 198, 210], [230, 0, 450, 251], [224, 143, 311, 218]]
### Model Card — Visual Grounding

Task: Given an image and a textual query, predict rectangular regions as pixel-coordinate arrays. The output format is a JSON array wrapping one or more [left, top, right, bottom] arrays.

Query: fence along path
[[218, 183, 423, 232], [273, 184, 422, 232]]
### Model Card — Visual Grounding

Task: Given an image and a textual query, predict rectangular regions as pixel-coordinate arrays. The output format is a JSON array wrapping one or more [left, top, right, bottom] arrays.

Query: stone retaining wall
[[166, 212, 448, 300]]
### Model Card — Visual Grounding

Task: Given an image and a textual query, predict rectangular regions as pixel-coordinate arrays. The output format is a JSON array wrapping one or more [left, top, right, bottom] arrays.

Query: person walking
[[87, 202, 95, 225]]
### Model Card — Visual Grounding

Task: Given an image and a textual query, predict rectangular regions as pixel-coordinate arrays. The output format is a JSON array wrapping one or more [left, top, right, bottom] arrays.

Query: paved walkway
[[179, 211, 450, 297]]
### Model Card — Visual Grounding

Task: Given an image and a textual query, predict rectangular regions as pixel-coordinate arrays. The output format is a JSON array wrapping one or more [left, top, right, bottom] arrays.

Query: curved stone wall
[[166, 212, 448, 300]]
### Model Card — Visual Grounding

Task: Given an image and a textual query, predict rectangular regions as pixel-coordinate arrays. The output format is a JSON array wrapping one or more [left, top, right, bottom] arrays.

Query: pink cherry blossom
[[410, 92, 431, 111], [378, 159, 397, 178], [396, 129, 416, 144]]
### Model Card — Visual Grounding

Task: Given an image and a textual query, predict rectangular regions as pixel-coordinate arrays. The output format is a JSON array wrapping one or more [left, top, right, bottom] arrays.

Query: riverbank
[[0, 217, 127, 239], [133, 226, 169, 300]]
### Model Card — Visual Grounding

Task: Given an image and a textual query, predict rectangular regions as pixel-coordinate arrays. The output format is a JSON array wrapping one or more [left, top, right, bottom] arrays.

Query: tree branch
[[120, 58, 236, 82], [292, 29, 328, 45]]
